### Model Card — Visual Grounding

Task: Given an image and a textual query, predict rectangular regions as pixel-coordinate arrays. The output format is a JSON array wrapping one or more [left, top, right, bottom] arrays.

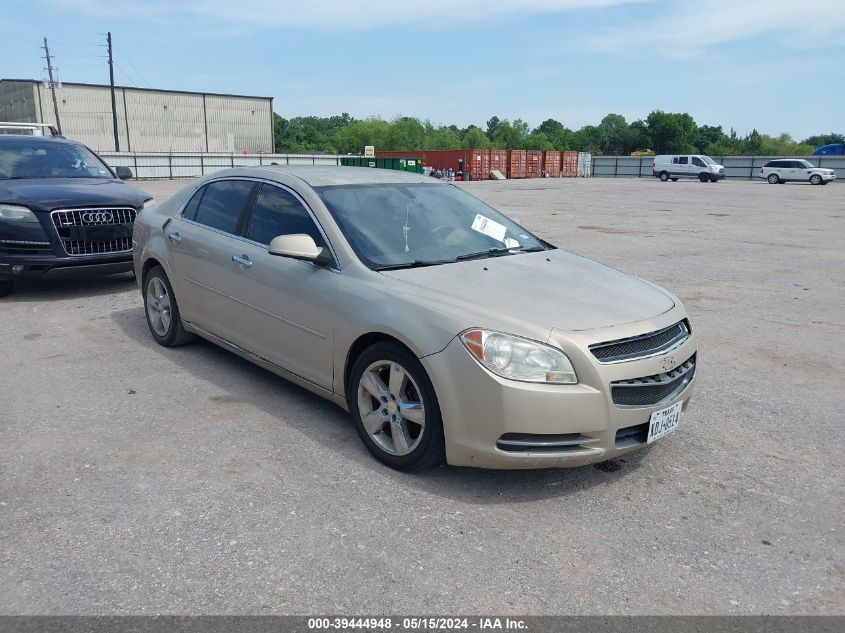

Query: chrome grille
[[611, 354, 696, 408], [50, 207, 136, 256], [590, 320, 690, 363]]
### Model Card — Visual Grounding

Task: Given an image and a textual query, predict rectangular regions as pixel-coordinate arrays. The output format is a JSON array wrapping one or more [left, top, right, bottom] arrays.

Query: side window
[[193, 180, 255, 235], [691, 157, 704, 167], [246, 184, 325, 248], [181, 186, 205, 221], [672, 157, 679, 164], [678, 156, 689, 165]]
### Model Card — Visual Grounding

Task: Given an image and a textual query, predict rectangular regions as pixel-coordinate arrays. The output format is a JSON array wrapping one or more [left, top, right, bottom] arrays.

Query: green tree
[[462, 126, 491, 149], [492, 119, 529, 149], [646, 111, 698, 154], [598, 113, 628, 155], [696, 125, 725, 153], [521, 132, 554, 151], [486, 116, 502, 142], [801, 133, 844, 148]]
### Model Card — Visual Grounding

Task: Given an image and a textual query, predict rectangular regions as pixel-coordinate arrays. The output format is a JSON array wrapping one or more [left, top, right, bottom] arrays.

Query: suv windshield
[[0, 140, 113, 180], [316, 183, 549, 270]]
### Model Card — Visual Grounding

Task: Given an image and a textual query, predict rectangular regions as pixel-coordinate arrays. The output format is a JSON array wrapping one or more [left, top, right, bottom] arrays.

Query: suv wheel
[[809, 174, 822, 185], [698, 173, 709, 183], [349, 341, 445, 471], [659, 172, 669, 182], [0, 280, 13, 298], [143, 265, 194, 347], [767, 173, 780, 184]]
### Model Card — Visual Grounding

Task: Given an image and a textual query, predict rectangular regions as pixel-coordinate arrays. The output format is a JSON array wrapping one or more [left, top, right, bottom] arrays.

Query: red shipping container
[[561, 150, 578, 177], [508, 150, 527, 179], [377, 149, 491, 180], [489, 149, 508, 177], [525, 150, 543, 178], [543, 151, 561, 177]]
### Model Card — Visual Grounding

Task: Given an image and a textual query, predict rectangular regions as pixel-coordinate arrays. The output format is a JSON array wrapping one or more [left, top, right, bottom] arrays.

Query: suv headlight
[[460, 329, 578, 384], [0, 204, 39, 223]]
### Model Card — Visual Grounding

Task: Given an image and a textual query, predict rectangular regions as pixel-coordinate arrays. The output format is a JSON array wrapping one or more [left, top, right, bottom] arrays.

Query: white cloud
[[50, 0, 645, 31], [586, 0, 845, 56]]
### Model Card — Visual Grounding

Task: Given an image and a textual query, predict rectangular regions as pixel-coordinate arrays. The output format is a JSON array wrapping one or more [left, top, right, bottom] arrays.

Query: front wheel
[[809, 174, 823, 185], [767, 173, 780, 184], [349, 342, 445, 471], [143, 266, 194, 347], [0, 280, 13, 298], [709, 175, 720, 182], [698, 173, 709, 183]]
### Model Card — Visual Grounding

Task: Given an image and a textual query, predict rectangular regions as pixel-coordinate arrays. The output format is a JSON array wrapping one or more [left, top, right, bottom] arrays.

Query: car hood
[[380, 249, 675, 334], [0, 178, 149, 210]]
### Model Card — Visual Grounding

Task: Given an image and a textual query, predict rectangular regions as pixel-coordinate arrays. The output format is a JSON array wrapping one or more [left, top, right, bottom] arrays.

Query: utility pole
[[107, 32, 120, 151], [42, 37, 62, 133]]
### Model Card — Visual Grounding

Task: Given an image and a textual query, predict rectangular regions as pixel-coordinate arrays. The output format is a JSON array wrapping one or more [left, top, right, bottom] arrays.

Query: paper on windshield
[[471, 214, 507, 243]]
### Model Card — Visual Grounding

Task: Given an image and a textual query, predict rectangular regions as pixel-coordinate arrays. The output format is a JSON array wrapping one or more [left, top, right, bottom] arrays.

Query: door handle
[[232, 255, 253, 268], [168, 232, 182, 242]]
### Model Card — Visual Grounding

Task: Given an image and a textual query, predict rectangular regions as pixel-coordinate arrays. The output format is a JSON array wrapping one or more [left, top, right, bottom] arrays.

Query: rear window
[[193, 180, 255, 235]]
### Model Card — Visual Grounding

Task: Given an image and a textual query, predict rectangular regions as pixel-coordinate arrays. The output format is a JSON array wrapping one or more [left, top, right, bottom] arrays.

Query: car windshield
[[0, 140, 113, 180], [701, 156, 716, 165], [316, 183, 549, 270]]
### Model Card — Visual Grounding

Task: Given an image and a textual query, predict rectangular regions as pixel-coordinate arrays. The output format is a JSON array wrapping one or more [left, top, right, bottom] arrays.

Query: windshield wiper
[[455, 245, 545, 261], [373, 259, 452, 271]]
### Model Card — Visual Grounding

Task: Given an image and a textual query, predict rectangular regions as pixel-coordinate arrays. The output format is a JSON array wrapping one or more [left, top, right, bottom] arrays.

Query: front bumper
[[0, 252, 133, 280], [422, 310, 697, 469]]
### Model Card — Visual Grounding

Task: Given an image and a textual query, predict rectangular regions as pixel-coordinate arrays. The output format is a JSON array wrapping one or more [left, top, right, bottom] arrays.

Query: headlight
[[460, 329, 578, 384], [141, 198, 157, 210], [0, 204, 39, 223]]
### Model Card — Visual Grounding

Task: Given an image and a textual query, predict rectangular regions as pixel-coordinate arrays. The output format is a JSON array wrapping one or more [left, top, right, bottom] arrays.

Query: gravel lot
[[1, 176, 843, 615]]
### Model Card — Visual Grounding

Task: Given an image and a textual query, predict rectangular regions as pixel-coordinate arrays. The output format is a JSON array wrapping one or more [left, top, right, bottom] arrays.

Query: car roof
[[0, 134, 79, 146], [236, 165, 439, 188]]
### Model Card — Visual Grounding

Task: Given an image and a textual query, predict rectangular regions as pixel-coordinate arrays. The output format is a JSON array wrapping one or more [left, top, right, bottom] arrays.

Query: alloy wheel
[[146, 276, 172, 336], [357, 360, 426, 456]]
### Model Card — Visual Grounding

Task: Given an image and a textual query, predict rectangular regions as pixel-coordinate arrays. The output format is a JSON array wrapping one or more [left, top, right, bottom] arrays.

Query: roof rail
[[0, 122, 62, 137]]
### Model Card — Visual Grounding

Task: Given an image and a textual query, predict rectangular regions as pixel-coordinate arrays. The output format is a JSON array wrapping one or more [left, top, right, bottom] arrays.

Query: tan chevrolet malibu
[[133, 166, 696, 471]]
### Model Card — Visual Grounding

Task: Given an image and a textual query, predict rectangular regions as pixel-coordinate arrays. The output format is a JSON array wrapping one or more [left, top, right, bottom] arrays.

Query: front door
[[223, 182, 338, 390]]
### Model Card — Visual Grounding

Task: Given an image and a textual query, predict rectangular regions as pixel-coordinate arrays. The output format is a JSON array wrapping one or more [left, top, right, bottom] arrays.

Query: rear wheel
[[659, 172, 669, 182], [809, 174, 822, 185], [143, 266, 194, 347], [349, 341, 445, 471], [767, 173, 780, 184], [698, 173, 709, 183], [0, 280, 12, 298]]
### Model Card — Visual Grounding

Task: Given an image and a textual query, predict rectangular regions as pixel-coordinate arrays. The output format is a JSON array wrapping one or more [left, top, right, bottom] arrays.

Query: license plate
[[647, 401, 682, 444]]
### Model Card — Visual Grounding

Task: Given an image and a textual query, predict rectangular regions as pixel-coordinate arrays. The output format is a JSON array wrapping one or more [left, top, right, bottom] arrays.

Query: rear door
[[164, 179, 257, 341], [223, 182, 339, 389]]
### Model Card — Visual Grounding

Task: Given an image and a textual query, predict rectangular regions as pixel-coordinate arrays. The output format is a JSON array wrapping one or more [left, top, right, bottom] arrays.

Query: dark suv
[[0, 133, 152, 296]]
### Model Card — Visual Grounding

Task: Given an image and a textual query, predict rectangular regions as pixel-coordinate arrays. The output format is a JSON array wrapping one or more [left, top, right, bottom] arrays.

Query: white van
[[652, 155, 725, 182]]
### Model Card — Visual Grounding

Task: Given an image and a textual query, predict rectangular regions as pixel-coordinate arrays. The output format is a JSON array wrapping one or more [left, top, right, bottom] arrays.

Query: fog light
[[11, 265, 25, 274]]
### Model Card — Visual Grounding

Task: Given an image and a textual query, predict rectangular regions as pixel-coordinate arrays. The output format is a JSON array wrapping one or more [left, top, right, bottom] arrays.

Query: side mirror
[[268, 234, 329, 264], [114, 166, 134, 180]]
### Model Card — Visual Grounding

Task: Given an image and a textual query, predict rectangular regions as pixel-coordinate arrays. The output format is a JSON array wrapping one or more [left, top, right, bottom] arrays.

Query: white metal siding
[[0, 81, 272, 153]]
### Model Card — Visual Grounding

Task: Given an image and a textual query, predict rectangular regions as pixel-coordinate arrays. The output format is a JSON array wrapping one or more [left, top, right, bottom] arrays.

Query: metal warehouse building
[[0, 79, 274, 153]]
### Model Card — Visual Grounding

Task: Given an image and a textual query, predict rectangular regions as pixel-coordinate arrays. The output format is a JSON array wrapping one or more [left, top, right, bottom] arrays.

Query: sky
[[1, 0, 844, 140]]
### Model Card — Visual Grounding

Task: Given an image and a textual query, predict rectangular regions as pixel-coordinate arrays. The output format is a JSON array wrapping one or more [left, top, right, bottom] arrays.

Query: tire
[[709, 175, 719, 182], [809, 174, 822, 185], [659, 172, 669, 182], [348, 341, 445, 471], [142, 265, 194, 347], [821, 181, 829, 185], [698, 173, 709, 183], [670, 177, 679, 182], [767, 173, 780, 184], [0, 280, 12, 298]]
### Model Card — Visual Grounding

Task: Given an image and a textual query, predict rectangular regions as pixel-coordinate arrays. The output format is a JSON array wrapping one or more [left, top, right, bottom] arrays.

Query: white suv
[[652, 155, 725, 183], [759, 159, 835, 185]]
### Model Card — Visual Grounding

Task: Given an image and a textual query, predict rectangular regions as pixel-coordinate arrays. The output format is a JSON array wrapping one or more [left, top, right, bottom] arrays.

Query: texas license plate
[[647, 401, 682, 444]]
